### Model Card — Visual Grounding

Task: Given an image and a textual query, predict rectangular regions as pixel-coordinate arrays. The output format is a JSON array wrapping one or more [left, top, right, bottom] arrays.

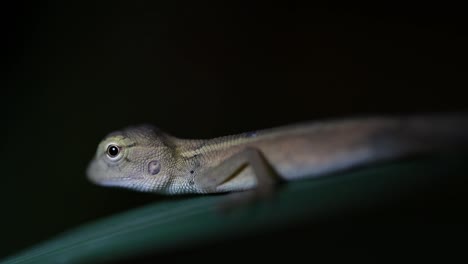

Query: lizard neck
[[173, 138, 208, 158], [174, 133, 259, 159]]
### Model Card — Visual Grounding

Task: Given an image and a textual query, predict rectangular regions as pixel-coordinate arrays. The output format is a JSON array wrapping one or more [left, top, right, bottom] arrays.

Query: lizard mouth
[[86, 159, 143, 185]]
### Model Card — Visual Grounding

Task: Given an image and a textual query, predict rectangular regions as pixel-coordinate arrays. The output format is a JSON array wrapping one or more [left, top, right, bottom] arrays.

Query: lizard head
[[86, 125, 177, 192]]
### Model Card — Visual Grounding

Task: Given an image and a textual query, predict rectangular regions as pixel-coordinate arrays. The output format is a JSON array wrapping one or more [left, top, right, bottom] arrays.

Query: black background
[[2, 1, 467, 260]]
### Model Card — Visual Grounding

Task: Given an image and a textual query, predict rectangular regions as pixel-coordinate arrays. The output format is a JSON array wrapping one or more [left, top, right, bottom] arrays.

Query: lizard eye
[[106, 144, 121, 158]]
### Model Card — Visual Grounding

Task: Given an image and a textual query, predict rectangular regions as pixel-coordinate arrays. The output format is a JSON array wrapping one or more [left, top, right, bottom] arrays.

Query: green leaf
[[2, 153, 467, 264]]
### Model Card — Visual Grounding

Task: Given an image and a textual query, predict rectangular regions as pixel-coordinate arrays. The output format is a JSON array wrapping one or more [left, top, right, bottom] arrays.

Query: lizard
[[86, 113, 468, 197]]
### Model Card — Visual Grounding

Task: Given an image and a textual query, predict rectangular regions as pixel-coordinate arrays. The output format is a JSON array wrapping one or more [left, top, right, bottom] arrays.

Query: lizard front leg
[[194, 148, 280, 207]]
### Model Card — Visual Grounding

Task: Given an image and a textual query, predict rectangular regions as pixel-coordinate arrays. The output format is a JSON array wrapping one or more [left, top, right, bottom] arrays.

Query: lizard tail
[[283, 113, 468, 181], [369, 113, 468, 159]]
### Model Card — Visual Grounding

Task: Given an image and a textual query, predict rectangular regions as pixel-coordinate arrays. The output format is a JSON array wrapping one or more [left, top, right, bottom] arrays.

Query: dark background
[[2, 1, 467, 260]]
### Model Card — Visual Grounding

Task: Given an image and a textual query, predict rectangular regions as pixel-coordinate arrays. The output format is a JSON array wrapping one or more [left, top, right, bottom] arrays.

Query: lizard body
[[87, 114, 468, 195]]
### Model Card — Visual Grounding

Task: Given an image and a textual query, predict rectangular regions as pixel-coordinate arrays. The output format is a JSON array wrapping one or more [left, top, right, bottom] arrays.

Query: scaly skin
[[86, 114, 468, 195]]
